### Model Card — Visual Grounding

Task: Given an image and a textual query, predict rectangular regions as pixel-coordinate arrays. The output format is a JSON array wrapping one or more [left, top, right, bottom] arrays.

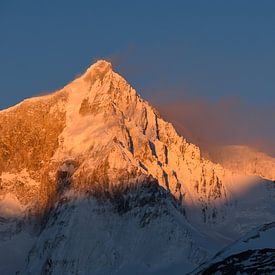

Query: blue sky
[[0, 1, 274, 152]]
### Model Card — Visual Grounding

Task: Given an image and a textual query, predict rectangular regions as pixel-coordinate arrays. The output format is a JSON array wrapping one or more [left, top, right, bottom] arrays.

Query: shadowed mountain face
[[22, 181, 210, 274], [0, 60, 274, 274]]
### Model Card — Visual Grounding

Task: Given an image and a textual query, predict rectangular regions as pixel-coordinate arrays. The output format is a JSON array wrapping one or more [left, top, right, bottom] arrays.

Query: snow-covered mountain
[[206, 145, 275, 181], [0, 60, 274, 274], [192, 222, 275, 274]]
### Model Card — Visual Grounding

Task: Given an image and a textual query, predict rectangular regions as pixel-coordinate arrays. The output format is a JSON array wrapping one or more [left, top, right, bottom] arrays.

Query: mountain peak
[[89, 59, 112, 71], [82, 59, 113, 81]]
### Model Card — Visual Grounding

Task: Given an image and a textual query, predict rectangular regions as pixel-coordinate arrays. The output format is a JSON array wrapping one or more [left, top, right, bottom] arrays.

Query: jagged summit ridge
[[57, 60, 225, 211], [0, 59, 112, 114]]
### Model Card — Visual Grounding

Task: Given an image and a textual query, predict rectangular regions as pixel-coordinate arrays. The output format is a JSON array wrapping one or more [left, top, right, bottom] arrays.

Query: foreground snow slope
[[192, 222, 275, 274], [0, 60, 274, 273]]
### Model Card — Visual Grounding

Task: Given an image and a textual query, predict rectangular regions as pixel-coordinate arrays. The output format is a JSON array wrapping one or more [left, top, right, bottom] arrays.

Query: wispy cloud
[[156, 96, 275, 156]]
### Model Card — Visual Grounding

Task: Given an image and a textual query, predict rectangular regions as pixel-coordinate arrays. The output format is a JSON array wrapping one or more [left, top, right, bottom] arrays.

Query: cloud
[[155, 96, 275, 156]]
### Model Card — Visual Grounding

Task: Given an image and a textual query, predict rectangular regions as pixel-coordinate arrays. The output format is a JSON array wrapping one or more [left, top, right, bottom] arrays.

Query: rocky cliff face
[[0, 91, 67, 213], [0, 60, 274, 274]]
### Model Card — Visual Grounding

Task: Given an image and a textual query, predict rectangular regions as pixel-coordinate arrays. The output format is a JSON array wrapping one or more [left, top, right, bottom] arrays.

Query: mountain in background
[[206, 145, 275, 182], [0, 60, 274, 274]]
